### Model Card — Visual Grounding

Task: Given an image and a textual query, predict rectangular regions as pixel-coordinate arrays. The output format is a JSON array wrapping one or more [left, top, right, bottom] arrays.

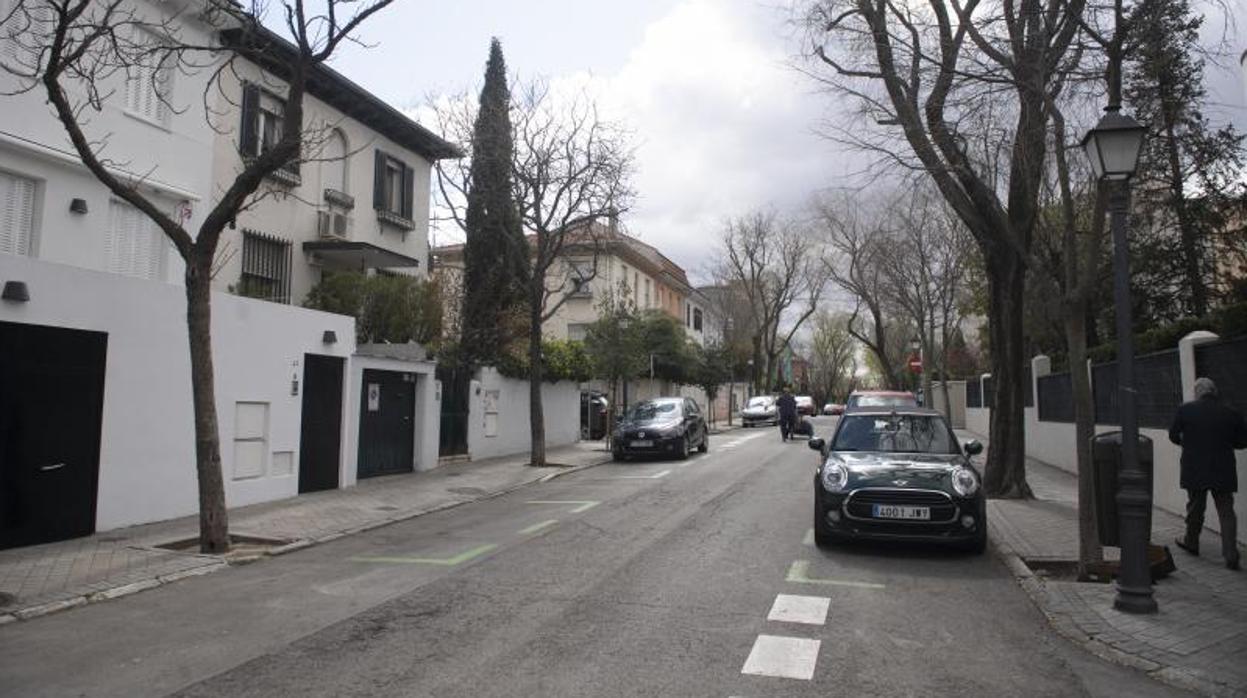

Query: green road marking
[[350, 543, 498, 566], [518, 519, 559, 535], [527, 500, 600, 513], [803, 528, 815, 547], [786, 560, 886, 589], [612, 469, 671, 480]]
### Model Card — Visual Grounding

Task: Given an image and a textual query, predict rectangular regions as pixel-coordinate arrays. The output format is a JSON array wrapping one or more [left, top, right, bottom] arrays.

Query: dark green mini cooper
[[808, 408, 987, 554]]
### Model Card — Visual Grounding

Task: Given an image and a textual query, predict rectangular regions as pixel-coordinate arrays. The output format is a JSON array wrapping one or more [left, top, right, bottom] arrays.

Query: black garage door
[[357, 369, 415, 479]]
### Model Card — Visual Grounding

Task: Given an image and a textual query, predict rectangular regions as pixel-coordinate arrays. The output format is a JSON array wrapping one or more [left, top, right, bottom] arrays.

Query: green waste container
[[1091, 431, 1153, 548]]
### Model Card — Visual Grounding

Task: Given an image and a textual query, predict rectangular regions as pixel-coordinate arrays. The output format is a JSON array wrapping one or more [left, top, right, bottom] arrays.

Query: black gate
[[0, 321, 108, 550], [298, 354, 344, 493], [437, 365, 470, 457], [357, 369, 415, 479]]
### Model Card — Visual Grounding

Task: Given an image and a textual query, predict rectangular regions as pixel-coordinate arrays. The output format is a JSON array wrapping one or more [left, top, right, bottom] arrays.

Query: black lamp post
[[1082, 107, 1155, 614]]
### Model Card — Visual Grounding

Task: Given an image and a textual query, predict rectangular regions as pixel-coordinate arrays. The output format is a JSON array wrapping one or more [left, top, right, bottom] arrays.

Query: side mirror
[[963, 440, 983, 456], [808, 438, 825, 452]]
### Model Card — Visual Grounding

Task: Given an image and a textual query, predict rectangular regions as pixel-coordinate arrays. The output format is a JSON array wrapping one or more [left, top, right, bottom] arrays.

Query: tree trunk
[[1066, 308, 1104, 577], [1164, 120, 1207, 317], [982, 252, 1033, 499], [528, 305, 546, 467], [185, 261, 230, 554]]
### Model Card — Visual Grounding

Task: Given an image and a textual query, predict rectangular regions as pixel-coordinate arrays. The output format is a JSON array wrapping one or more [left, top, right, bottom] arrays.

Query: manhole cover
[[0, 592, 16, 607], [448, 487, 487, 496]]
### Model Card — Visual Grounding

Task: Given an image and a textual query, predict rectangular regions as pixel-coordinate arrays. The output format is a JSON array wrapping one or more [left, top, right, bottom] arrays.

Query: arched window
[[323, 129, 348, 194]]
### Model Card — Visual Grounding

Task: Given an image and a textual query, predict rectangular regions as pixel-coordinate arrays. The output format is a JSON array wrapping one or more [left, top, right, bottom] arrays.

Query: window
[[0, 170, 35, 256], [323, 129, 349, 195], [239, 229, 292, 303], [567, 323, 589, 341], [685, 303, 691, 327], [693, 308, 703, 332], [569, 261, 593, 297], [106, 200, 163, 279], [239, 83, 299, 179], [373, 150, 414, 227], [644, 278, 651, 307], [123, 31, 172, 126]]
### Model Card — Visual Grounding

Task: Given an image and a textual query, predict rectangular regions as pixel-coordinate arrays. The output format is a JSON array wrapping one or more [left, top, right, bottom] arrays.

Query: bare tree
[[432, 78, 634, 467], [814, 194, 902, 389], [717, 211, 824, 392], [799, 0, 1088, 497], [808, 310, 858, 405], [1, 0, 401, 552]]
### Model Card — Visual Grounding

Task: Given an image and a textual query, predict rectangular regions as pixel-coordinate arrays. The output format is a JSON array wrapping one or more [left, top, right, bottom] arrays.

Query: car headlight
[[951, 466, 979, 497], [820, 459, 849, 493]]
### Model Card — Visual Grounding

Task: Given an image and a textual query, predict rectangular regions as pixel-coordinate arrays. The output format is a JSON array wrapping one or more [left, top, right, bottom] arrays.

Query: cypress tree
[[460, 38, 528, 364]]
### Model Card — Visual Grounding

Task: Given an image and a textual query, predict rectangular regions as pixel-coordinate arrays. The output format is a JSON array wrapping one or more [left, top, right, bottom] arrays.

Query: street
[[0, 417, 1188, 698]]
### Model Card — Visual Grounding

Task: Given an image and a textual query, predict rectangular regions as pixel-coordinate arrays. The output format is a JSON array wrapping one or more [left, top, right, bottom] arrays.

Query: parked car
[[613, 397, 708, 461], [580, 391, 609, 440], [795, 395, 816, 416], [808, 407, 986, 553], [740, 395, 778, 427], [845, 390, 918, 411], [823, 403, 845, 416]]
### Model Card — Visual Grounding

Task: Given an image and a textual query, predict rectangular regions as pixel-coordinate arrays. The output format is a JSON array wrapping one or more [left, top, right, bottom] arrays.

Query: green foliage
[[1087, 300, 1247, 362], [585, 289, 646, 385], [690, 343, 733, 401], [488, 339, 591, 383], [460, 38, 530, 364], [304, 272, 442, 344], [635, 310, 697, 384]]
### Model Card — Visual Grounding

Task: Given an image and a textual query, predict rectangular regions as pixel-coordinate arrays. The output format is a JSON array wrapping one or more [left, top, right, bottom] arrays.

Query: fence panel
[[1195, 336, 1247, 417], [1092, 349, 1181, 429], [966, 376, 982, 408], [1038, 372, 1073, 422]]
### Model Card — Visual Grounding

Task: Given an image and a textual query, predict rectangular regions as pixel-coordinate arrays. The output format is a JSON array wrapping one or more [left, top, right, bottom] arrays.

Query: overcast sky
[[323, 0, 1247, 287]]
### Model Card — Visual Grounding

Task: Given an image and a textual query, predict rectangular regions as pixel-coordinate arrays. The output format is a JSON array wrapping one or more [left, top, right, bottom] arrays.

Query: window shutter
[[107, 200, 161, 280], [373, 150, 386, 210], [0, 171, 35, 256], [401, 163, 414, 219], [239, 83, 260, 156]]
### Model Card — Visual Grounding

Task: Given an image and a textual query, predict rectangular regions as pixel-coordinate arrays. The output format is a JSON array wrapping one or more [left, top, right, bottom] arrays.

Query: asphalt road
[[0, 416, 1190, 697]]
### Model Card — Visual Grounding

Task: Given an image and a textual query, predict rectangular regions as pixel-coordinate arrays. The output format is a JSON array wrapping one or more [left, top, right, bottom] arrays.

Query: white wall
[[0, 254, 356, 531], [467, 367, 581, 461], [966, 407, 990, 437]]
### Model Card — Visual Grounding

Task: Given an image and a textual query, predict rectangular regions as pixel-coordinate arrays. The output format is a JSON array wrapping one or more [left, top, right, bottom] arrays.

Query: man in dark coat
[[1168, 377, 1247, 570], [776, 387, 798, 442]]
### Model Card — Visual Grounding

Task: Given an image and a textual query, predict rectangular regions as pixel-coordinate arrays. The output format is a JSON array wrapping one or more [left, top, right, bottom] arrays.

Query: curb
[[988, 534, 1232, 696], [0, 454, 614, 626]]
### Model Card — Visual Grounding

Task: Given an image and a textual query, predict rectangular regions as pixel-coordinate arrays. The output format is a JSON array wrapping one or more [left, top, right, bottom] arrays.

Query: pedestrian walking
[[1168, 377, 1247, 570], [776, 387, 797, 442]]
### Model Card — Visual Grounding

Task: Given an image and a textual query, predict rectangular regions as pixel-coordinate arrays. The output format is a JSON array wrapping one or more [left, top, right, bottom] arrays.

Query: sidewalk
[[967, 431, 1247, 697], [0, 441, 612, 625]]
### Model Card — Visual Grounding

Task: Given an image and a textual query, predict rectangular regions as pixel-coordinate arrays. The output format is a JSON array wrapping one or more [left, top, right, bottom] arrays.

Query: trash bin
[[1091, 431, 1154, 548]]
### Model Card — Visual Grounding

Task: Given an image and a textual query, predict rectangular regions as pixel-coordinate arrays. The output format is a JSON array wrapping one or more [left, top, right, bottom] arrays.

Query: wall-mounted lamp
[[2, 281, 30, 302], [322, 330, 337, 345], [69, 198, 88, 214]]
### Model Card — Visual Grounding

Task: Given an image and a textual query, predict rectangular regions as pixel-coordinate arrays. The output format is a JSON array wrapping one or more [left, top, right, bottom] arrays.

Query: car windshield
[[746, 397, 773, 408], [627, 400, 680, 422], [832, 414, 956, 454]]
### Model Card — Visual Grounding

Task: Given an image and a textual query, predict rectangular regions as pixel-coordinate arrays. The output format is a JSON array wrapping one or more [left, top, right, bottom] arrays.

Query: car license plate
[[631, 440, 653, 448], [872, 504, 930, 520]]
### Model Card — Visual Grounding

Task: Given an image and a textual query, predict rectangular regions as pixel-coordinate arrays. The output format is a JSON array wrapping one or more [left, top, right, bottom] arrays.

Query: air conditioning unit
[[317, 211, 351, 240]]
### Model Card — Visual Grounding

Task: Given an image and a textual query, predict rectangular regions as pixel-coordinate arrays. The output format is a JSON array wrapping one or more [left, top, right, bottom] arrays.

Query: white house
[[0, 2, 455, 549]]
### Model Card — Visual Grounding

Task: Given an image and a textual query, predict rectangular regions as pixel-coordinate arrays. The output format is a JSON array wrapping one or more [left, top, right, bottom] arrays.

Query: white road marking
[[527, 500, 600, 513], [767, 594, 831, 626], [611, 469, 671, 480], [802, 528, 814, 547], [741, 635, 821, 680], [518, 519, 559, 535], [786, 560, 887, 589]]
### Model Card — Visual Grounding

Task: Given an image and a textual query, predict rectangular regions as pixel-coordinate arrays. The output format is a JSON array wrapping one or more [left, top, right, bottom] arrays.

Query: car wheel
[[698, 432, 708, 453], [612, 448, 626, 462], [677, 435, 690, 460], [813, 504, 839, 548], [964, 523, 988, 555]]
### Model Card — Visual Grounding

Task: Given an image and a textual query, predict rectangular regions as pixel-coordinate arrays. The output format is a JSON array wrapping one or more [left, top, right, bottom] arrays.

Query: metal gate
[[298, 354, 344, 493], [0, 321, 107, 549], [357, 369, 415, 478], [437, 365, 470, 457]]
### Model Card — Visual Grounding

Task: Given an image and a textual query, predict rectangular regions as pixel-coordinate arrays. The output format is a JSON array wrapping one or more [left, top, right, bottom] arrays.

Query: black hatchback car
[[613, 397, 708, 461], [808, 408, 987, 553]]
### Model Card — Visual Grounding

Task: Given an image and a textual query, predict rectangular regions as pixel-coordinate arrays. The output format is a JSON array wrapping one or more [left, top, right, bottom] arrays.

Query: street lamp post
[[1082, 107, 1155, 614]]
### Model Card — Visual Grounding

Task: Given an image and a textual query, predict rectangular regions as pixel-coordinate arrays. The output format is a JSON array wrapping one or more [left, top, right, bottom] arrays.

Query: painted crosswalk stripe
[[741, 635, 821, 680], [786, 560, 886, 589], [612, 469, 671, 480], [767, 594, 831, 625]]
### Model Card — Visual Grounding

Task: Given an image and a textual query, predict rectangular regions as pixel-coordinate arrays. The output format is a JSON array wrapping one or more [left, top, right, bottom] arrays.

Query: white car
[[740, 396, 778, 427]]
